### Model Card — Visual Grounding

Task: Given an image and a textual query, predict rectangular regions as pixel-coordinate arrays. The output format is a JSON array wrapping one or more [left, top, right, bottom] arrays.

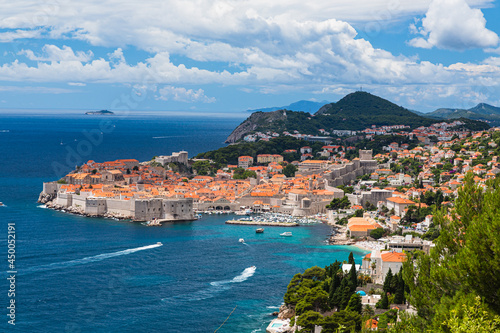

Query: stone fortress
[[40, 175, 194, 222]]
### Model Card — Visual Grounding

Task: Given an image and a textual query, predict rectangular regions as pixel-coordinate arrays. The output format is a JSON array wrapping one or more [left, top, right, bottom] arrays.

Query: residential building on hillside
[[238, 155, 254, 169], [361, 250, 406, 284], [386, 197, 416, 216], [256, 154, 283, 164]]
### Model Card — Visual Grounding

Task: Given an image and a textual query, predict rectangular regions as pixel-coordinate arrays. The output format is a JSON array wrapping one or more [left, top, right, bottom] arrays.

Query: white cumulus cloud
[[156, 86, 216, 103], [19, 45, 94, 62], [408, 0, 499, 50]]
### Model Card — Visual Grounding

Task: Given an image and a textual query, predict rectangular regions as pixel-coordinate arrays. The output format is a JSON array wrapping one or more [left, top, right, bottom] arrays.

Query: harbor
[[226, 219, 299, 227]]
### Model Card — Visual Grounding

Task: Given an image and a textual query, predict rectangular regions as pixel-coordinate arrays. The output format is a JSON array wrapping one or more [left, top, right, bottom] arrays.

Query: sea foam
[[163, 266, 256, 302]]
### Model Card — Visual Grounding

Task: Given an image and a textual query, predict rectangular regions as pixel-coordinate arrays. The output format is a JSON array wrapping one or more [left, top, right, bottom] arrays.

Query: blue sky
[[0, 0, 500, 113]]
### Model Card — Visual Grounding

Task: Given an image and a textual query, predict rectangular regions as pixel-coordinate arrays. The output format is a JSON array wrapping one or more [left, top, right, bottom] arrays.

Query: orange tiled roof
[[387, 197, 415, 204], [381, 251, 406, 263]]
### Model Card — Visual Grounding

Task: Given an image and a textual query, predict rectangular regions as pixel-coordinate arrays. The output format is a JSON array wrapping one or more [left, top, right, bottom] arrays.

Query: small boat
[[280, 232, 292, 237], [239, 238, 245, 243], [156, 242, 163, 246], [256, 228, 264, 233], [146, 218, 161, 226]]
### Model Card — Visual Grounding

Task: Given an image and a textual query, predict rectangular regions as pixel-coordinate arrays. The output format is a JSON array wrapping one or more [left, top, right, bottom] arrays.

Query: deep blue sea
[[0, 112, 367, 332]]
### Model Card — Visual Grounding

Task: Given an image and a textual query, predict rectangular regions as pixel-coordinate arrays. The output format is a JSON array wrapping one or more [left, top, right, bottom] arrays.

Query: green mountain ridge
[[427, 103, 500, 125], [226, 92, 437, 143]]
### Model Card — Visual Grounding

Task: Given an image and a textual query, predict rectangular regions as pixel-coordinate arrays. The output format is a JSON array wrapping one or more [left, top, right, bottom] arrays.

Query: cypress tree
[[383, 268, 393, 294], [331, 276, 347, 309], [394, 271, 405, 304], [377, 292, 389, 309], [329, 272, 341, 305], [348, 262, 357, 292], [348, 252, 355, 265]]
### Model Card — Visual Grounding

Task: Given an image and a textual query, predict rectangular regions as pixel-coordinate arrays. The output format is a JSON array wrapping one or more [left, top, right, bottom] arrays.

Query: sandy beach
[[353, 240, 385, 252]]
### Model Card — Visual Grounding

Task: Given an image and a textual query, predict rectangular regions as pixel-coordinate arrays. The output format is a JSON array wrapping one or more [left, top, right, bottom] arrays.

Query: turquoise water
[[0, 113, 368, 332]]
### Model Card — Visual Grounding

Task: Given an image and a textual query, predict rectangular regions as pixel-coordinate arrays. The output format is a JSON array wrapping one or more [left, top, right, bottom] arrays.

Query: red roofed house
[[363, 319, 378, 330]]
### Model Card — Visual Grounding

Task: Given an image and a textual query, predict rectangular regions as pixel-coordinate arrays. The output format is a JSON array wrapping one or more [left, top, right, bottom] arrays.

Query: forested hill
[[226, 92, 435, 143], [315, 91, 434, 127]]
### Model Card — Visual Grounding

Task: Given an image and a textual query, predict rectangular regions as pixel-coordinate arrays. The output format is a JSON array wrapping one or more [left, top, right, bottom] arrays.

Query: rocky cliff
[[225, 110, 288, 143], [38, 192, 56, 204]]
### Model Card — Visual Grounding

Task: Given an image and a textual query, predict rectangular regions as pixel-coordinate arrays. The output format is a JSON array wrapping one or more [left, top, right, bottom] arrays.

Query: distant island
[[85, 110, 114, 115]]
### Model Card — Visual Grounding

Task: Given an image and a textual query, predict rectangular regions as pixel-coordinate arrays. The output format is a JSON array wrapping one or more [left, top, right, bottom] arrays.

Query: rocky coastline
[[38, 192, 56, 204], [277, 304, 295, 320], [327, 224, 355, 245], [267, 304, 295, 333]]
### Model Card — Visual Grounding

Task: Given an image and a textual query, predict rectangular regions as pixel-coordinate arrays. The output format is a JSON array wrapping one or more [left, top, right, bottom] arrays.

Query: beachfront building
[[347, 214, 383, 238]]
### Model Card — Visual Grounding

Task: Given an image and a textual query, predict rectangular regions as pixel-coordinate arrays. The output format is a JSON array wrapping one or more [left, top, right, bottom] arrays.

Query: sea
[[0, 111, 368, 332]]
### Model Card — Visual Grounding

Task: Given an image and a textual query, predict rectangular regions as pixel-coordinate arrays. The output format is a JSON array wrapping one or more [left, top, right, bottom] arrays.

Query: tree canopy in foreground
[[399, 172, 500, 332]]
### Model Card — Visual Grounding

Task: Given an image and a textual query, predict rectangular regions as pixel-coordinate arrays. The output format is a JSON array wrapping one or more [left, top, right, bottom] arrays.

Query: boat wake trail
[[152, 135, 187, 139], [211, 266, 256, 285], [162, 266, 256, 303], [21, 243, 162, 275]]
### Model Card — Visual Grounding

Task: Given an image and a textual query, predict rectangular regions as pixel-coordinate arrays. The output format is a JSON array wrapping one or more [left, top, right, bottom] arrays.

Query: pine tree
[[346, 293, 362, 314], [403, 172, 500, 329]]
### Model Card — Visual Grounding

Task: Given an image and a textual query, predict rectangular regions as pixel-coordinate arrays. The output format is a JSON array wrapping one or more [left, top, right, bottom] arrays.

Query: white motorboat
[[280, 232, 292, 237], [239, 238, 245, 243]]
